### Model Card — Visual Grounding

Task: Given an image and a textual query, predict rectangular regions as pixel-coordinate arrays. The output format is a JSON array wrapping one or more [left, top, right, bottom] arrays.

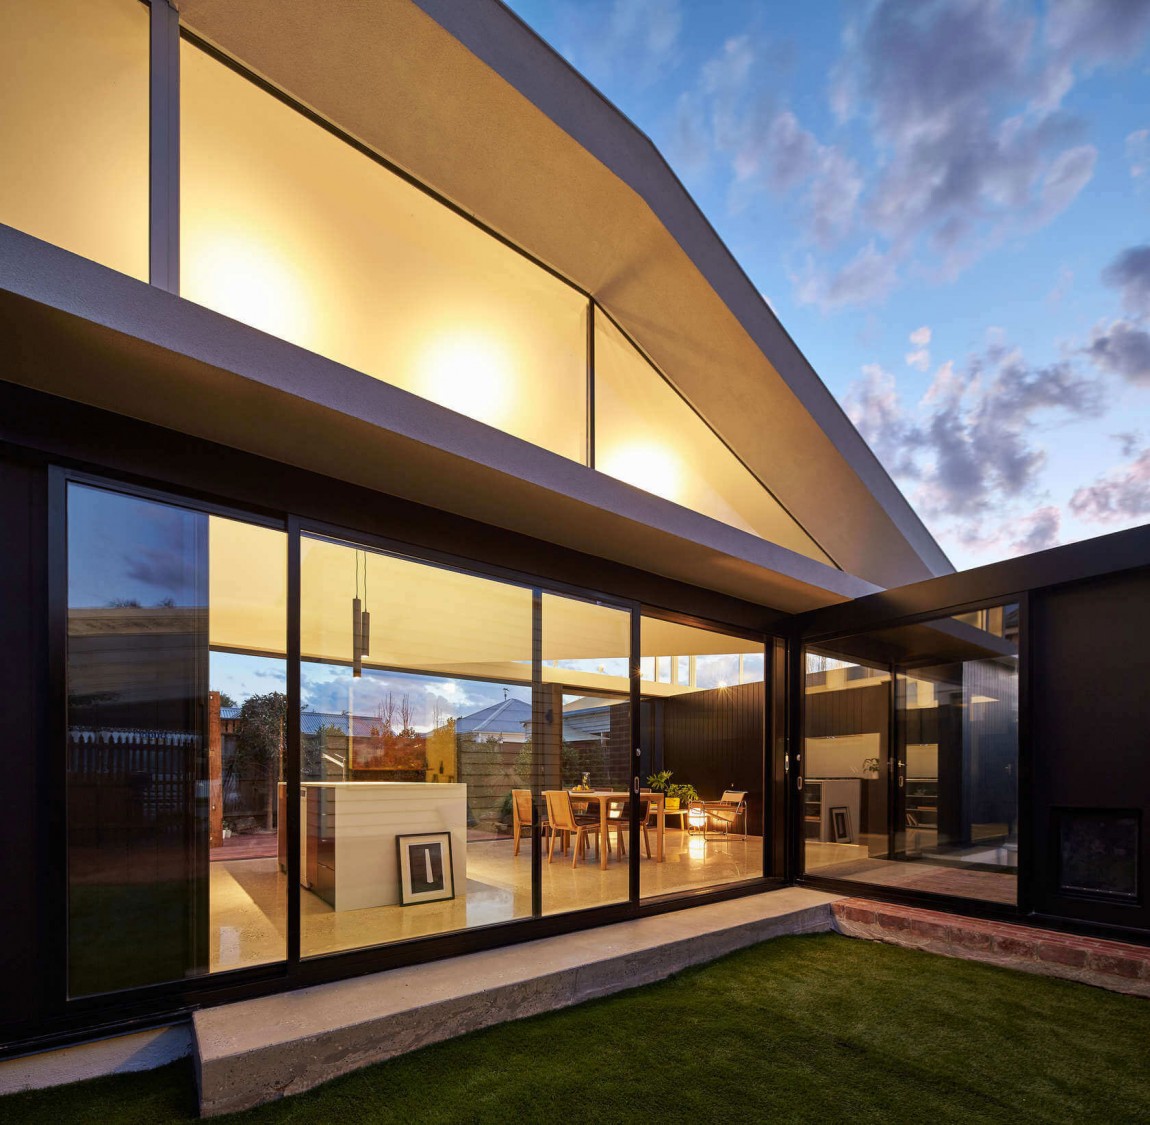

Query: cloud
[[1085, 320, 1150, 385], [125, 548, 192, 594], [554, 0, 683, 89], [906, 326, 932, 371], [658, 0, 1148, 309], [748, 110, 862, 246], [1102, 244, 1150, 317], [1045, 0, 1150, 70], [795, 242, 899, 310], [1127, 129, 1150, 181], [845, 338, 1104, 522], [952, 505, 1063, 557], [1009, 505, 1062, 553], [1084, 245, 1150, 384], [839, 1, 1099, 269], [1069, 446, 1150, 522]]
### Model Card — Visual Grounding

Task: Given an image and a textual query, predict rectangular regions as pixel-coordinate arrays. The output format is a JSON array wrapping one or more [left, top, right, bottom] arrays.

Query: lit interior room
[[65, 486, 770, 993], [802, 608, 1019, 906]]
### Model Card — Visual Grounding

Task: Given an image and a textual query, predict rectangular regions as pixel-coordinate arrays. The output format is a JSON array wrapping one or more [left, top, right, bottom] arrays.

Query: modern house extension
[[2, 0, 1148, 1065]]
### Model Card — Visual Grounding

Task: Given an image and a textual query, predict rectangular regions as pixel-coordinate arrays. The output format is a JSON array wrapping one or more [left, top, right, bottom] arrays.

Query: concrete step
[[832, 898, 1150, 997], [194, 887, 841, 1116]]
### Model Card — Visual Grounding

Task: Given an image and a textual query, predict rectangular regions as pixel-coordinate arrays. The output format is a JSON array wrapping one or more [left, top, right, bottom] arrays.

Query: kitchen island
[[278, 781, 467, 910]]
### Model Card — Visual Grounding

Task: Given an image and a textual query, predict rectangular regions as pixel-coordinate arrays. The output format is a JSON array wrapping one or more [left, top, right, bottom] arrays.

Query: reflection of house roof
[[220, 706, 396, 737], [563, 705, 612, 742], [456, 697, 531, 735]]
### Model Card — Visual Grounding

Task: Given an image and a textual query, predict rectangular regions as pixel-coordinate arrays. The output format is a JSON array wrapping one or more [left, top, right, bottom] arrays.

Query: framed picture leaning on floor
[[830, 806, 852, 845], [396, 831, 455, 905]]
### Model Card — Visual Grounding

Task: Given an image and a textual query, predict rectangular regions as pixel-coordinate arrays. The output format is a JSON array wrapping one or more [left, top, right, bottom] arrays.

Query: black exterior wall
[[5, 376, 1150, 1057], [0, 382, 788, 1054], [793, 546, 1150, 945], [1029, 568, 1150, 933]]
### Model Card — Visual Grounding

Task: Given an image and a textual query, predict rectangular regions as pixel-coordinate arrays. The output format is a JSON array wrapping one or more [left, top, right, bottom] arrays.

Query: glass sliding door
[[639, 617, 766, 900], [538, 593, 632, 916], [297, 534, 536, 956], [802, 654, 891, 882], [802, 606, 1019, 906], [66, 482, 287, 997]]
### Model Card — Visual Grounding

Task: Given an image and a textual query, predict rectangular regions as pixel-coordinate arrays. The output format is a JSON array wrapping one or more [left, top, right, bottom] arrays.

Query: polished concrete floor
[[803, 841, 1017, 905], [209, 830, 764, 973]]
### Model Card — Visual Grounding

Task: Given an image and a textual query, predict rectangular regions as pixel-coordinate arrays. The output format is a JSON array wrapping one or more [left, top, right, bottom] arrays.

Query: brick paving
[[832, 898, 1150, 998]]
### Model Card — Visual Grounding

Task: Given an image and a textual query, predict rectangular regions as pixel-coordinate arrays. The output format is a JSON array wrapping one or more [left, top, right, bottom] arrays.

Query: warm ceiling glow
[[417, 332, 513, 429], [600, 441, 682, 502], [183, 228, 312, 345]]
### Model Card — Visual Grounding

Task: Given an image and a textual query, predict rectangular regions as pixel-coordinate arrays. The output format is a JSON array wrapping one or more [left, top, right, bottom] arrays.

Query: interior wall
[[660, 680, 765, 831]]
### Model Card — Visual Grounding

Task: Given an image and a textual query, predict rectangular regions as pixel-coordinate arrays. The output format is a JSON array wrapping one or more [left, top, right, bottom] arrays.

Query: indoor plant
[[667, 781, 698, 811]]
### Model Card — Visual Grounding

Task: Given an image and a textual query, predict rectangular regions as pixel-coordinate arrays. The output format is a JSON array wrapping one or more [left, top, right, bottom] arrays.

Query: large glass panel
[[206, 518, 288, 973], [639, 617, 766, 899], [66, 485, 287, 997], [803, 606, 1019, 906], [181, 43, 588, 461], [298, 535, 535, 957], [539, 593, 631, 916], [0, 0, 149, 279], [594, 315, 831, 563], [802, 653, 891, 882]]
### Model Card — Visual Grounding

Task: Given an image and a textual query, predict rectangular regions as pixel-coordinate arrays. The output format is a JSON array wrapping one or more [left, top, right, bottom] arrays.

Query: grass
[[4, 933, 1149, 1124]]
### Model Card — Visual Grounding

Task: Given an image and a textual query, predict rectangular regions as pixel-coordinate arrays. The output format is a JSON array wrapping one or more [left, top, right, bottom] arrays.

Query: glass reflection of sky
[[68, 484, 204, 608], [210, 651, 287, 703], [550, 657, 629, 677], [301, 662, 528, 732]]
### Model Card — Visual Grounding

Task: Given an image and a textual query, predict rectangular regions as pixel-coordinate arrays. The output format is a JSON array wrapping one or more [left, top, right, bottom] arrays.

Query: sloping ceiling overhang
[[0, 225, 879, 615], [176, 0, 951, 588]]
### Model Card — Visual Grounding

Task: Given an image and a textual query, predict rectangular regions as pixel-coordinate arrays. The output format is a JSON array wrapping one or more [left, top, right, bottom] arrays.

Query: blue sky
[[505, 0, 1150, 570]]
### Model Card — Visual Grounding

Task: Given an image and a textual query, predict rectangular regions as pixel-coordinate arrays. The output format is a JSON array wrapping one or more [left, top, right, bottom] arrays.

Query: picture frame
[[830, 806, 852, 844], [396, 832, 455, 905]]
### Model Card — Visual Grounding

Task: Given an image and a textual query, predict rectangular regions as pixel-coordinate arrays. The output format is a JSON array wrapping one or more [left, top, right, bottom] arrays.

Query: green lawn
[[5, 933, 1149, 1124]]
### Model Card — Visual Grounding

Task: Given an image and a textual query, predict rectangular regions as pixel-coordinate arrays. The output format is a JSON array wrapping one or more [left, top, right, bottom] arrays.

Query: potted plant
[[862, 757, 880, 779], [667, 782, 698, 810], [646, 769, 676, 808]]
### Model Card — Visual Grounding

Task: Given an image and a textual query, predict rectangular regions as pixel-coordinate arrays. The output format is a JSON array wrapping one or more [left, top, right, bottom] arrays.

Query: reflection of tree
[[351, 693, 426, 774], [230, 692, 286, 831]]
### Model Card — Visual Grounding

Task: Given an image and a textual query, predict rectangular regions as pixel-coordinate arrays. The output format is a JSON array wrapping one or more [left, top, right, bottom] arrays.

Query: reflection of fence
[[67, 729, 199, 843]]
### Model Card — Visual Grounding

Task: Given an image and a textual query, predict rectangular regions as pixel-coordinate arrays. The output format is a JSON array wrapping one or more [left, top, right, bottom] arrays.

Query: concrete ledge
[[194, 887, 840, 1116], [832, 899, 1150, 997], [0, 1025, 192, 1096]]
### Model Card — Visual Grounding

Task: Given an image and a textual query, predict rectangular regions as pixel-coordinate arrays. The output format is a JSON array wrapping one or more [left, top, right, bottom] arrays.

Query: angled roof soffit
[[0, 225, 880, 617], [176, 0, 951, 588]]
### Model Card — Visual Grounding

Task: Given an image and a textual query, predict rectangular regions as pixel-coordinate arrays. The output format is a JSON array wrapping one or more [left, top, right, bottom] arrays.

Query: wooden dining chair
[[544, 790, 602, 868], [608, 797, 655, 858], [512, 788, 552, 856]]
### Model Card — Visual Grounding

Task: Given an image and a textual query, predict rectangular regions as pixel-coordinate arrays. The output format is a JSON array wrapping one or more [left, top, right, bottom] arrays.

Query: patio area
[[7, 929, 1149, 1123]]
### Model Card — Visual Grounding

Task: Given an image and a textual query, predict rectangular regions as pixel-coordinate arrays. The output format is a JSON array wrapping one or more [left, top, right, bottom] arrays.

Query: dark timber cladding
[[1029, 567, 1150, 934], [659, 681, 766, 831]]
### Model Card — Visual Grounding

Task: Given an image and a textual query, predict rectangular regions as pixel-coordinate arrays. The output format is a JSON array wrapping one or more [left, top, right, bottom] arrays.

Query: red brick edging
[[832, 899, 1150, 998]]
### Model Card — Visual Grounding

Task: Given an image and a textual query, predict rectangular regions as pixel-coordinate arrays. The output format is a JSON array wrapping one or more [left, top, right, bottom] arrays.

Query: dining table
[[568, 790, 666, 870]]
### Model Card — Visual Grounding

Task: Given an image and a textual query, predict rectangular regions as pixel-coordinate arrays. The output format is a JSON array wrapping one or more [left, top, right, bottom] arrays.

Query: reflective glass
[[181, 43, 588, 461], [803, 607, 1019, 906], [539, 593, 631, 916], [594, 315, 831, 562], [639, 617, 765, 899], [298, 536, 535, 956], [66, 486, 287, 996], [0, 0, 149, 279]]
